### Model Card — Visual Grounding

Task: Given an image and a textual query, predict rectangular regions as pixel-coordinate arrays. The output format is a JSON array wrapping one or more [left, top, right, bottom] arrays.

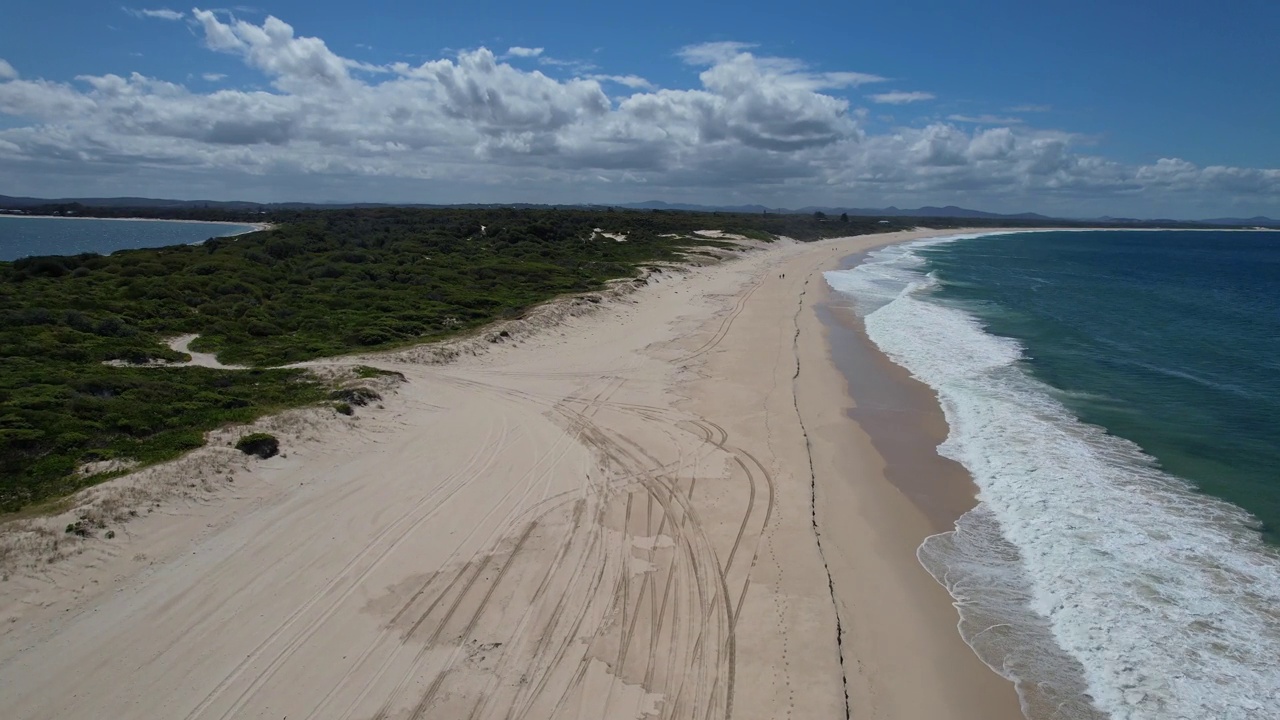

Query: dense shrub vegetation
[[0, 364, 324, 512], [0, 206, 905, 512], [234, 432, 280, 459]]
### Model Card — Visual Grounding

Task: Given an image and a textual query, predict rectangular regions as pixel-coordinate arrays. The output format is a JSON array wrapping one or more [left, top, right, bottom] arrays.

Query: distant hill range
[[0, 194, 1275, 227], [620, 200, 1060, 221], [0, 194, 350, 211]]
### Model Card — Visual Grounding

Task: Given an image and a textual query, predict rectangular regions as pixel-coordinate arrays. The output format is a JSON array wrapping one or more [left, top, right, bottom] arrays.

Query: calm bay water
[[826, 230, 1280, 720], [0, 216, 259, 261]]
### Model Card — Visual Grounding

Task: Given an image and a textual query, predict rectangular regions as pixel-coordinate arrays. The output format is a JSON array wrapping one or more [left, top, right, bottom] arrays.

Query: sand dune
[[0, 230, 1022, 719]]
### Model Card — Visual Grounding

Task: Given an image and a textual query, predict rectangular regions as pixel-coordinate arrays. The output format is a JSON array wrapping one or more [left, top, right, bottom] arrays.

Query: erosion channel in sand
[[0, 229, 1024, 720]]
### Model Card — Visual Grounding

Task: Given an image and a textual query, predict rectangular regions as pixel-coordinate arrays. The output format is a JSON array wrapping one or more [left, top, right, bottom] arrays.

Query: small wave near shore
[[825, 233, 1280, 720]]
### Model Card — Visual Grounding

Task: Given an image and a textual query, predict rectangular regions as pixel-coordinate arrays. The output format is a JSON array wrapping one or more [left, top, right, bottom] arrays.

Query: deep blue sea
[[826, 230, 1280, 720], [0, 216, 259, 261]]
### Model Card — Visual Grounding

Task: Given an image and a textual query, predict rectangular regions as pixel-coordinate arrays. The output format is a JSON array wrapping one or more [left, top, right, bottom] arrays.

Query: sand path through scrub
[[0, 230, 1022, 720], [167, 333, 250, 369]]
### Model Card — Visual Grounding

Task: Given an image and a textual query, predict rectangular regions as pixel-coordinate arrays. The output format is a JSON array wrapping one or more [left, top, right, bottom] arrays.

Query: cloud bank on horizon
[[0, 8, 1276, 218]]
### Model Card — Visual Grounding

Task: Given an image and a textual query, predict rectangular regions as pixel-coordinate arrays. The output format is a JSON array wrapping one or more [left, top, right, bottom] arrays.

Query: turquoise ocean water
[[0, 216, 259, 261], [826, 230, 1280, 720]]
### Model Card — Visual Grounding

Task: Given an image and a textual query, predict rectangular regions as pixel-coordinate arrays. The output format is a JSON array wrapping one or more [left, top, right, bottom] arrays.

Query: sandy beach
[[0, 229, 1025, 719]]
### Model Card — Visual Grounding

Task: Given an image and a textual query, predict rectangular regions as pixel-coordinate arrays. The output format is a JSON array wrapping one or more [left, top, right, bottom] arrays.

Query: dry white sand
[[0, 229, 1024, 720]]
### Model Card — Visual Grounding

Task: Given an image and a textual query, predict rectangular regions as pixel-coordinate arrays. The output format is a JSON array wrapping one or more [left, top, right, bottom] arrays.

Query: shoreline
[[834, 227, 1280, 720], [817, 283, 976, 530], [0, 228, 1034, 719], [0, 213, 270, 235], [790, 231, 1029, 720]]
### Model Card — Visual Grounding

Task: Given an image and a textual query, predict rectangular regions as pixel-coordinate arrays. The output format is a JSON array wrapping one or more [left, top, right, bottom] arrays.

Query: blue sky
[[0, 1, 1277, 217]]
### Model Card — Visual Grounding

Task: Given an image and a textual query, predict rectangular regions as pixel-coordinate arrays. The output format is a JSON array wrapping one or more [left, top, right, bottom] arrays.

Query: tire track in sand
[[351, 375, 627, 720], [184, 404, 518, 720]]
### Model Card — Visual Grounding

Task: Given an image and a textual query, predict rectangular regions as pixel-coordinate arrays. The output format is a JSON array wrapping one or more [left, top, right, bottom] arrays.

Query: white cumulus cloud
[[681, 42, 885, 88], [192, 10, 356, 92], [125, 7, 185, 21], [504, 47, 544, 58], [869, 90, 935, 104], [0, 14, 1274, 217]]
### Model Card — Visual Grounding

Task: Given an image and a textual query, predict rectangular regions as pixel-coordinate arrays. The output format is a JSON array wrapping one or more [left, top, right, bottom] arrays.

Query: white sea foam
[[825, 236, 1280, 720]]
